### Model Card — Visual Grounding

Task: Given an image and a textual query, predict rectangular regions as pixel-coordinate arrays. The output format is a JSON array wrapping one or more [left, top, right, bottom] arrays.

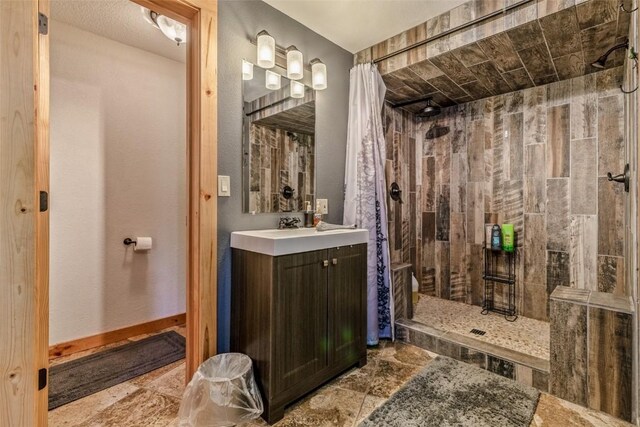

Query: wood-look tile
[[575, 0, 618, 30], [504, 91, 524, 114], [537, 0, 575, 18], [532, 392, 633, 427], [143, 364, 186, 399], [597, 255, 625, 295], [546, 105, 570, 177], [523, 86, 546, 146], [597, 95, 624, 177], [452, 43, 489, 67], [427, 75, 469, 100], [467, 119, 485, 182], [570, 138, 597, 214], [450, 153, 467, 213], [518, 43, 557, 85], [460, 81, 493, 100], [467, 243, 484, 306], [598, 177, 624, 257], [588, 307, 633, 421], [487, 355, 516, 379], [435, 241, 451, 299], [554, 52, 586, 80], [422, 157, 436, 211], [430, 51, 477, 85], [506, 20, 543, 50], [525, 144, 546, 213], [547, 251, 570, 296], [538, 7, 582, 58], [549, 299, 588, 406], [468, 61, 512, 95], [466, 182, 484, 245], [508, 112, 524, 180], [524, 214, 547, 285], [504, 68, 535, 91], [436, 185, 450, 241], [477, 33, 523, 73], [524, 284, 549, 321], [421, 212, 436, 295], [449, 213, 467, 302], [569, 215, 598, 291], [406, 59, 444, 82], [580, 20, 617, 66], [546, 179, 569, 251], [596, 66, 624, 98], [570, 74, 597, 140]]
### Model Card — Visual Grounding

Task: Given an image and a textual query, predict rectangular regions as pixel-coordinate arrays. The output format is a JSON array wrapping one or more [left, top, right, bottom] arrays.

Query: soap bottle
[[502, 224, 515, 252], [303, 202, 314, 228], [491, 224, 502, 251], [313, 200, 322, 227]]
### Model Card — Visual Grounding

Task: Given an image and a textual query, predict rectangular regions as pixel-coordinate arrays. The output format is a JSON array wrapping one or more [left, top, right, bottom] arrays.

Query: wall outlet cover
[[317, 198, 328, 215], [218, 175, 231, 197]]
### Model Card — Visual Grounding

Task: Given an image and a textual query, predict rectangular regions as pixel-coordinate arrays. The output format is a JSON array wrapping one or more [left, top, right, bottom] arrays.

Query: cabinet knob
[[332, 258, 338, 265], [322, 260, 329, 267]]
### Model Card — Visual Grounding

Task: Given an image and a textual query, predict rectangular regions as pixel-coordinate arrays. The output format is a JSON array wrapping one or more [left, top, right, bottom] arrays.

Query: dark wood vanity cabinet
[[231, 244, 367, 424]]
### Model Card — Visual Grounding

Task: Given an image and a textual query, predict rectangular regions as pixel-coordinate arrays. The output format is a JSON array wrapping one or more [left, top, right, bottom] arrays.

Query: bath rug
[[360, 356, 540, 427], [49, 330, 185, 410]]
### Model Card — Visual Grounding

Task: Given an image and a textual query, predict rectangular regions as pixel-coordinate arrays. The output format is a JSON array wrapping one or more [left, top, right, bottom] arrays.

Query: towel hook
[[620, 2, 638, 13]]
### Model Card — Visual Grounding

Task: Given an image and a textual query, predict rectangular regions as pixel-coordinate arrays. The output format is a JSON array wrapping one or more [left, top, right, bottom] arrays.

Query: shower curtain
[[344, 63, 393, 345]]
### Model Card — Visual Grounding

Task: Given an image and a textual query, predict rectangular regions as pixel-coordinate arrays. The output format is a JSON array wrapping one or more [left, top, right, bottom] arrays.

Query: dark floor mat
[[49, 330, 185, 410]]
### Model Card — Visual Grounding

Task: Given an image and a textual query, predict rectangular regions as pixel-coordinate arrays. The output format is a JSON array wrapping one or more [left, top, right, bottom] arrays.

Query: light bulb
[[290, 80, 305, 98], [286, 46, 304, 80], [157, 15, 187, 45], [242, 60, 254, 80], [311, 59, 327, 90], [257, 30, 275, 69], [265, 70, 281, 90]]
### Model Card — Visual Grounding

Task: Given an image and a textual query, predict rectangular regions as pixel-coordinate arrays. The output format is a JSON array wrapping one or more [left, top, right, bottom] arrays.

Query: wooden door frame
[[32, 0, 218, 423]]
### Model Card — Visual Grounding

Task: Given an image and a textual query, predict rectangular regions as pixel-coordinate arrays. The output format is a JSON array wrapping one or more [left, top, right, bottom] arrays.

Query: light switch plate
[[317, 198, 328, 215], [218, 175, 230, 197]]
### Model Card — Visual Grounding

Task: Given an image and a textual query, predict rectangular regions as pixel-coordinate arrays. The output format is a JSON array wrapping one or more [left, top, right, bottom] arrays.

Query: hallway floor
[[48, 329, 629, 427], [412, 295, 550, 361]]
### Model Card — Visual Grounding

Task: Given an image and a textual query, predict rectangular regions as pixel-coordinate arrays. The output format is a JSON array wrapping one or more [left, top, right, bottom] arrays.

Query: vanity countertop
[[230, 228, 368, 256]]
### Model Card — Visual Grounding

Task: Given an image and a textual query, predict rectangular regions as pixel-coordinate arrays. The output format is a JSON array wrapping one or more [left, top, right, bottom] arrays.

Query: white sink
[[230, 227, 369, 256]]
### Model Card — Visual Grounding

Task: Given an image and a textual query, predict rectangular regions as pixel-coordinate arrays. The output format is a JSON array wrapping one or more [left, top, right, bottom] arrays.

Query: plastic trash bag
[[178, 353, 263, 427]]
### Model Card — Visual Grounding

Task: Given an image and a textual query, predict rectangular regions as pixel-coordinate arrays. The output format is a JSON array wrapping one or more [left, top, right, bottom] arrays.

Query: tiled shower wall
[[384, 67, 627, 322]]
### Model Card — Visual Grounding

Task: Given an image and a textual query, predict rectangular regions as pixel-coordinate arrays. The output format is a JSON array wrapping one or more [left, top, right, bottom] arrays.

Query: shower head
[[591, 40, 629, 69], [417, 99, 442, 118]]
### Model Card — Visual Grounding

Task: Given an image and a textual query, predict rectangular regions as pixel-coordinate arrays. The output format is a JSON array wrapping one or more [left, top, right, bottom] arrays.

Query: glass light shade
[[157, 15, 187, 45], [242, 60, 254, 80], [265, 70, 281, 90], [257, 31, 275, 68], [140, 7, 159, 29], [286, 47, 304, 80], [290, 80, 305, 98], [311, 60, 327, 90]]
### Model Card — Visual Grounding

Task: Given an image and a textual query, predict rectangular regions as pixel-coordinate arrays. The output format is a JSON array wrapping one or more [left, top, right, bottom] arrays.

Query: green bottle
[[502, 224, 514, 252]]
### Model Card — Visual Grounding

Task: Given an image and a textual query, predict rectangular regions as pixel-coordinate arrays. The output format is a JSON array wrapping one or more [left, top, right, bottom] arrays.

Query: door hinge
[[39, 191, 48, 212], [38, 368, 47, 390], [38, 13, 48, 35]]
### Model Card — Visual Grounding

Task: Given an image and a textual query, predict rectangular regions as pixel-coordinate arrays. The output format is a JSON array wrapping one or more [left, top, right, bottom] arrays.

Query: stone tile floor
[[49, 327, 630, 427], [412, 295, 551, 360]]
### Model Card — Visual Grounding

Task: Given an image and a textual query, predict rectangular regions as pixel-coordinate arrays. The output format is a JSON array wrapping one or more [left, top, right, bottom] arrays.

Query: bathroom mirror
[[242, 62, 316, 214]]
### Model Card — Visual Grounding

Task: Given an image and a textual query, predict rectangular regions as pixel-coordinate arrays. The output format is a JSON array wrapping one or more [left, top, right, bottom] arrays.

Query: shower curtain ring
[[620, 84, 639, 94], [620, 2, 638, 12]]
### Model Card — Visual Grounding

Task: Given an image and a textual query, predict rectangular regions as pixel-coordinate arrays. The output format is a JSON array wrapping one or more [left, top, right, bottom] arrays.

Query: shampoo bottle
[[502, 224, 515, 252], [491, 225, 502, 251]]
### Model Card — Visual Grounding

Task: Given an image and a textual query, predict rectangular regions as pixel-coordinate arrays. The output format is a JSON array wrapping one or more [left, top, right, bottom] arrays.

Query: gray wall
[[217, 0, 353, 351]]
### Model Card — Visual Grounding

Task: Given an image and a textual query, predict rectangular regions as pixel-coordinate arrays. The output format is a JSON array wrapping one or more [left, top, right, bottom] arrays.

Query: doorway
[[0, 0, 217, 425]]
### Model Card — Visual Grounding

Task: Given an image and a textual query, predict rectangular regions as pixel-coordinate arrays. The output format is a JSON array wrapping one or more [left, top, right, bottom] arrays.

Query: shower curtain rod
[[372, 0, 535, 64]]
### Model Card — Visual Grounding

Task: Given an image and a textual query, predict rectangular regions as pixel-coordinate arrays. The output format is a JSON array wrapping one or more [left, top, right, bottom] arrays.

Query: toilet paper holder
[[123, 238, 136, 246]]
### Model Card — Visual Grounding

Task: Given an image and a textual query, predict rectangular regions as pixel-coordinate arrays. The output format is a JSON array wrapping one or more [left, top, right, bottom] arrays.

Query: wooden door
[[273, 250, 328, 394], [1, 0, 49, 425], [328, 245, 367, 365]]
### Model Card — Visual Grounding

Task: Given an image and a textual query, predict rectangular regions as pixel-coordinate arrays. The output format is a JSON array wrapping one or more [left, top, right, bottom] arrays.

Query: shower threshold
[[396, 295, 550, 390]]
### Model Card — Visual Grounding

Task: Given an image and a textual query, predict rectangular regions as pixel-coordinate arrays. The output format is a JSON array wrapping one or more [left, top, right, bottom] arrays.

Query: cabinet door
[[273, 250, 328, 394], [328, 245, 367, 365]]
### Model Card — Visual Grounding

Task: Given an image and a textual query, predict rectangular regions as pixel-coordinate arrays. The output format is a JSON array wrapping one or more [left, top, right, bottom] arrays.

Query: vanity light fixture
[[310, 58, 327, 90], [242, 60, 254, 81], [141, 6, 186, 46], [290, 80, 305, 98], [286, 46, 304, 80], [265, 70, 281, 90], [257, 30, 276, 69]]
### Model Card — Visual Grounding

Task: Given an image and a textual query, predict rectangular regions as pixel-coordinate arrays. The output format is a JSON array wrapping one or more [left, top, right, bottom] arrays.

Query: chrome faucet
[[278, 216, 301, 229]]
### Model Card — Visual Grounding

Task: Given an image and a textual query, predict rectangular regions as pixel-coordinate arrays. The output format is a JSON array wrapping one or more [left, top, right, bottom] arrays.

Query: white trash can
[[178, 353, 263, 426]]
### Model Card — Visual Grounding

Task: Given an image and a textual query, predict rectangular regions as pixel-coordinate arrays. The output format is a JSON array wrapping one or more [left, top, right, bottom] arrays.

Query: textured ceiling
[[263, 0, 467, 53], [51, 0, 186, 63]]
